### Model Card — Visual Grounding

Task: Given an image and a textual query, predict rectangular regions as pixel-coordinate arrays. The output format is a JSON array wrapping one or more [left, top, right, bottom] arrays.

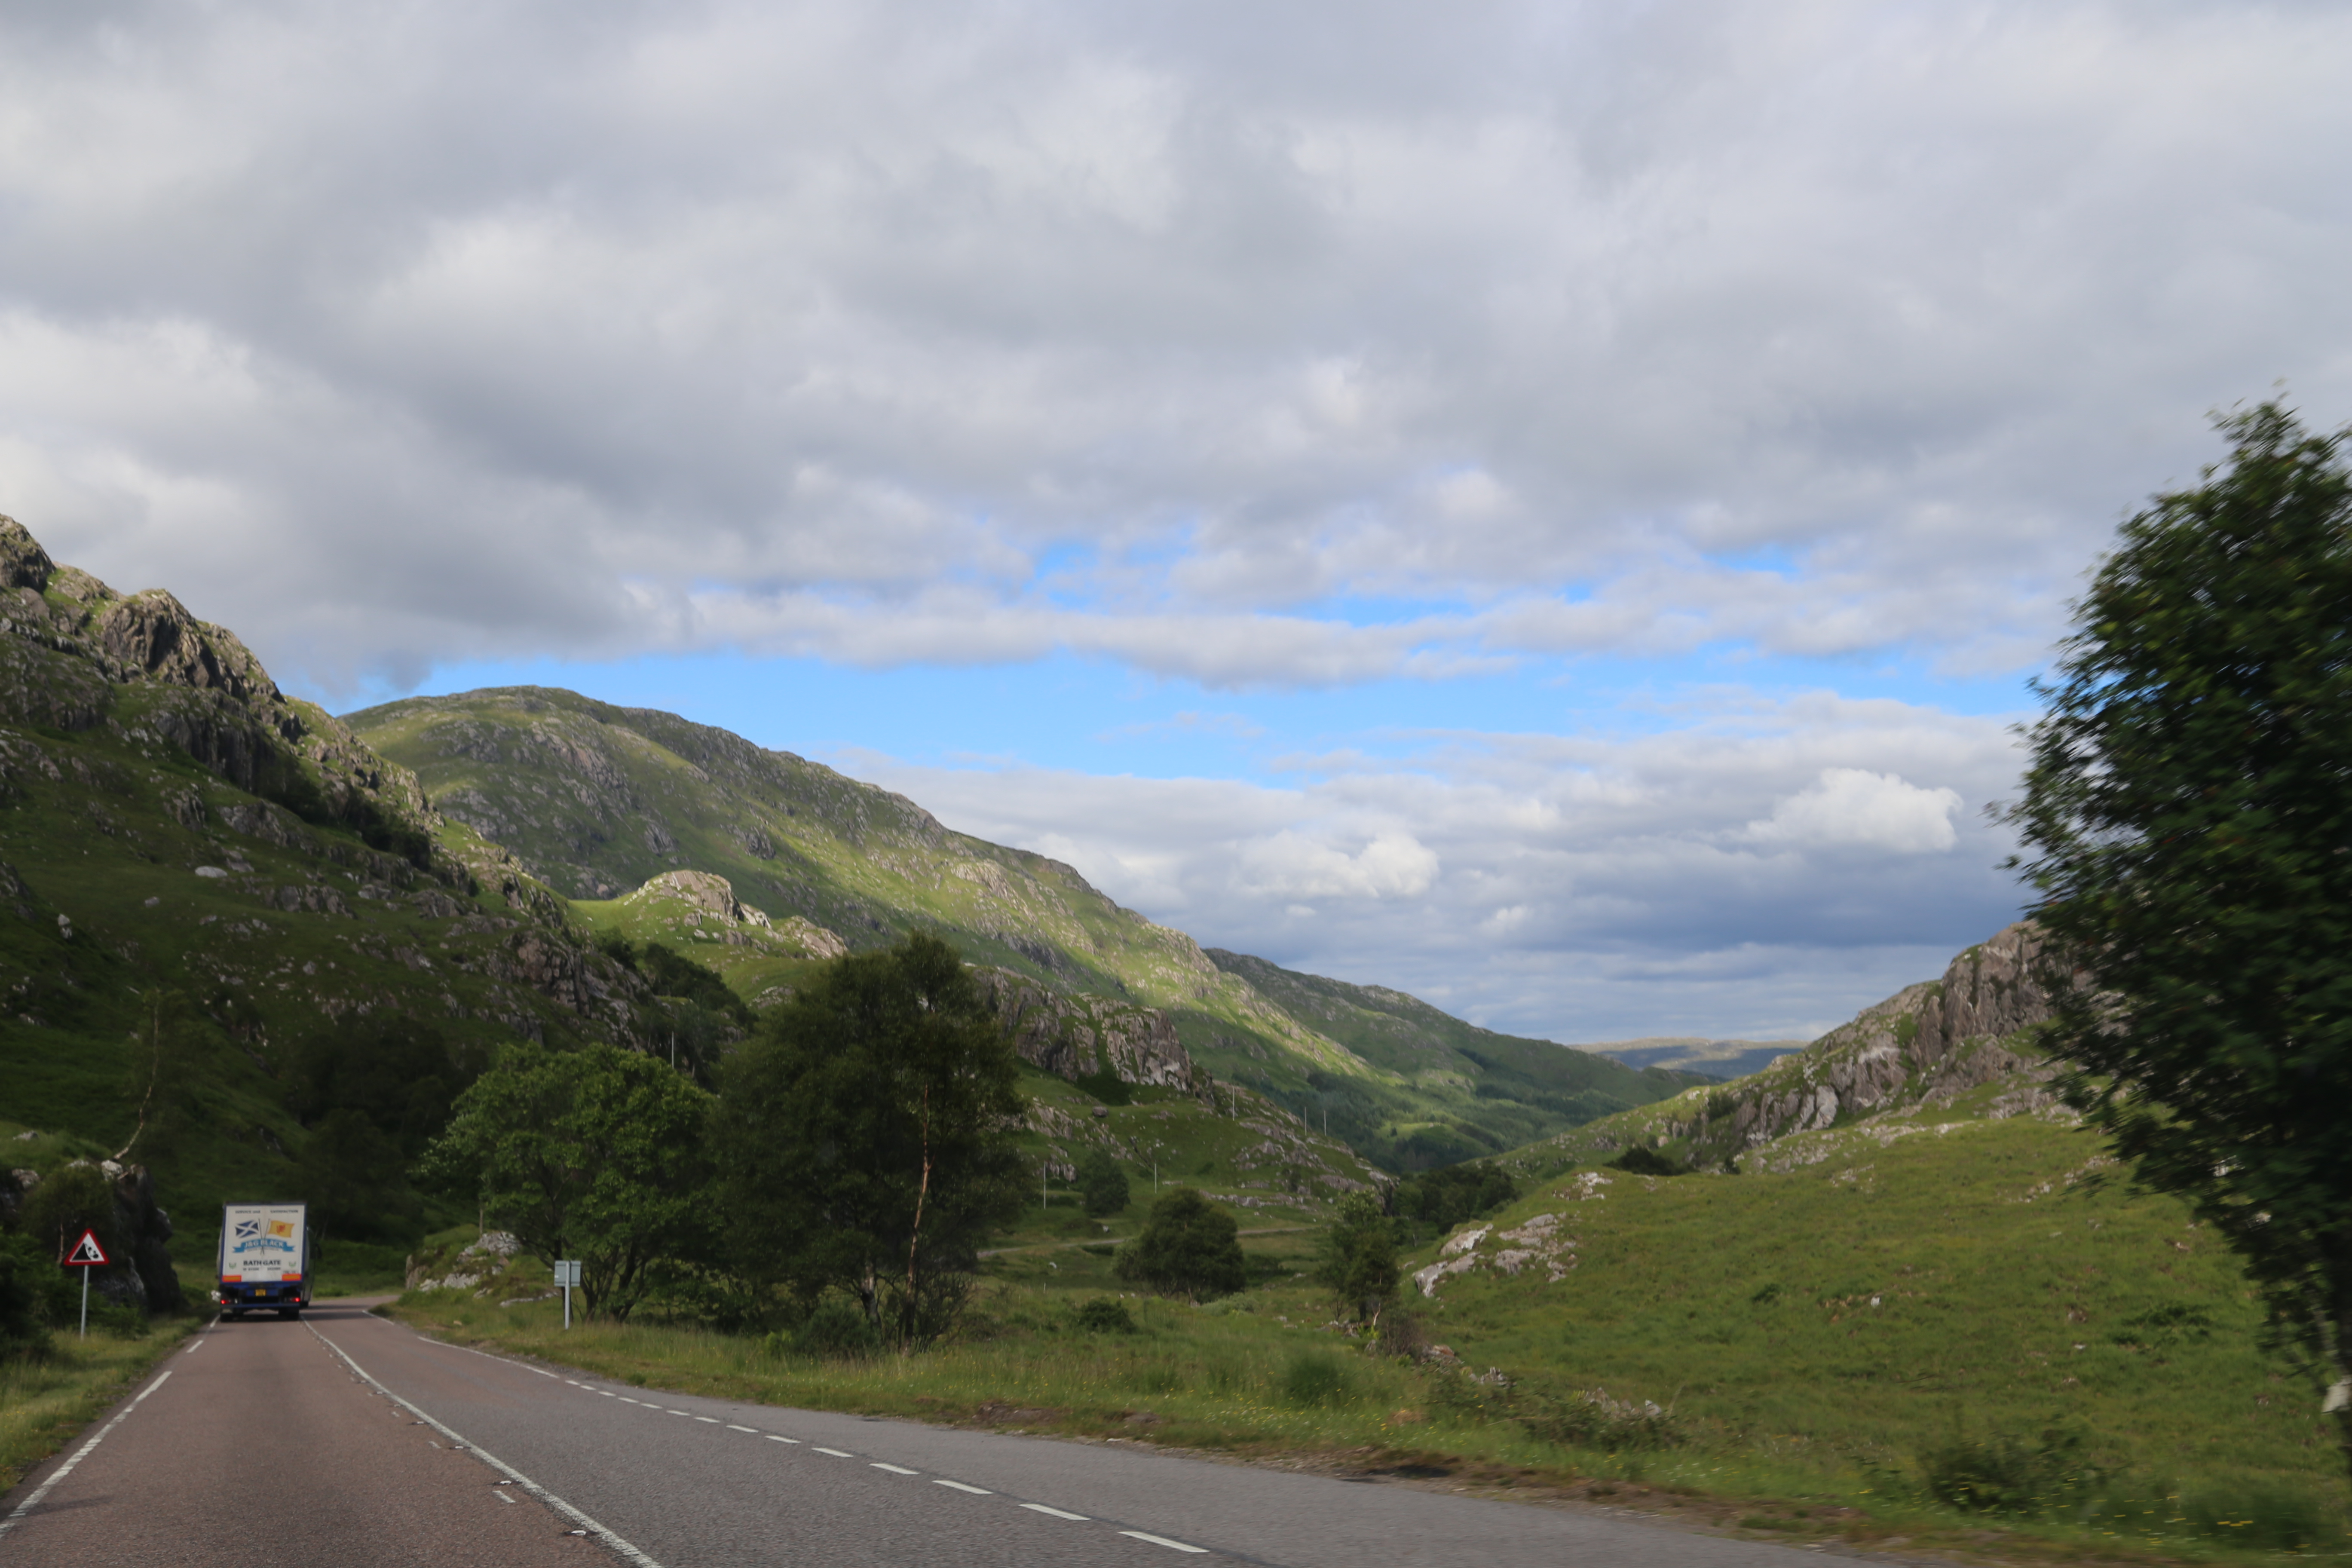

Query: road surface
[[1, 1299, 1825, 1567]]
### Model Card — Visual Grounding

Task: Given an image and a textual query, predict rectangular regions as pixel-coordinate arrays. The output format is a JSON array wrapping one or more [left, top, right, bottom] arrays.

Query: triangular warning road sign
[[62, 1229, 108, 1267]]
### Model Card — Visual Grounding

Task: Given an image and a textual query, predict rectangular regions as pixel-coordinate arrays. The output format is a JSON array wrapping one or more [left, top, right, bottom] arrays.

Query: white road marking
[[668, 1410, 691, 1416], [306, 1325, 666, 1568], [870, 1463, 919, 1475], [1121, 1531, 1209, 1553], [621, 1396, 641, 1403], [599, 1390, 616, 1397], [566, 1380, 582, 1386], [694, 1416, 720, 1424], [766, 1435, 799, 1444], [494, 1490, 518, 1504], [813, 1447, 855, 1458], [1021, 1504, 1090, 1521], [726, 1424, 757, 1432], [0, 1369, 173, 1538], [933, 1480, 992, 1495], [527, 1366, 557, 1378]]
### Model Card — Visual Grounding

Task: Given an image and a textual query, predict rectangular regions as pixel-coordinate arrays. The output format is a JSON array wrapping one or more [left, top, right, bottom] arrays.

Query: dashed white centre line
[[667, 1410, 691, 1417], [693, 1416, 720, 1424], [619, 1396, 641, 1404], [1021, 1504, 1090, 1521], [726, 1424, 757, 1433], [1121, 1531, 1208, 1553], [932, 1480, 992, 1496], [812, 1447, 854, 1458], [766, 1436, 799, 1445], [599, 1391, 616, 1397], [870, 1463, 919, 1476]]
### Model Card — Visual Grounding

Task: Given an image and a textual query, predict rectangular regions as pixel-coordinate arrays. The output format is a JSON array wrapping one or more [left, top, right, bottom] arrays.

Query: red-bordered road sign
[[61, 1229, 108, 1267]]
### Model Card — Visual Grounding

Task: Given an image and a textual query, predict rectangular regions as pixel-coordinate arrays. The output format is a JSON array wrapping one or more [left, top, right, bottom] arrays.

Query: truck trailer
[[217, 1203, 311, 1319]]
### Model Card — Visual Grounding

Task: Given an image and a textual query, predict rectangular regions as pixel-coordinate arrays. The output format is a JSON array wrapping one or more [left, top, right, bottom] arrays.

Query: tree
[[1314, 1191, 1401, 1326], [1077, 1149, 1130, 1218], [2012, 401, 2352, 1467], [1114, 1188, 1246, 1301], [709, 934, 1026, 1345], [297, 1108, 422, 1244], [421, 1041, 713, 1322]]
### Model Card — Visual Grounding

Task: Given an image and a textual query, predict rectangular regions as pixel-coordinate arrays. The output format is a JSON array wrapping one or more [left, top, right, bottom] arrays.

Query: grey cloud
[[0, 1, 2345, 689]]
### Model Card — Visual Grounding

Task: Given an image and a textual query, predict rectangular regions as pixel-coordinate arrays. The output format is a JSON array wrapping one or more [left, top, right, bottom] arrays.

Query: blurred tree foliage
[[2013, 401, 2352, 1471]]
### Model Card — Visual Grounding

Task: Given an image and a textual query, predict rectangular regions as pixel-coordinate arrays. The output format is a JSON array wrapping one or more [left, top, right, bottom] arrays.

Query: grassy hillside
[[1204, 948, 1709, 1170], [351, 687, 1702, 1162], [1401, 1080, 2342, 1546]]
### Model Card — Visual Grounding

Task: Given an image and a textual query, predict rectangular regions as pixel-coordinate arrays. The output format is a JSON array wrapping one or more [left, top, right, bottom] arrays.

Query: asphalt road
[[3, 1301, 1826, 1567]]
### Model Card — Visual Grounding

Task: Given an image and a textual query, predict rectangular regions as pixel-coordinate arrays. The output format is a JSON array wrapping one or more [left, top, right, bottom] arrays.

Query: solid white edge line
[[1121, 1530, 1210, 1553], [1020, 1503, 1090, 1521], [932, 1479, 991, 1495], [304, 1324, 665, 1568], [726, 1424, 757, 1433], [766, 1435, 799, 1444], [0, 1367, 175, 1537], [870, 1463, 919, 1475], [812, 1447, 854, 1458]]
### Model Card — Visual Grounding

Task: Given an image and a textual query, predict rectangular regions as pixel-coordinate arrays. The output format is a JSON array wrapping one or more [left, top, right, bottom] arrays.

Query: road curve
[[4, 1301, 1828, 1568]]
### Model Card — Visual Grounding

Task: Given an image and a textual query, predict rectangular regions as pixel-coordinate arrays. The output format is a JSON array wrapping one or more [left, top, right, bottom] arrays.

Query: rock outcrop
[[1653, 922, 2060, 1166], [976, 971, 1207, 1093]]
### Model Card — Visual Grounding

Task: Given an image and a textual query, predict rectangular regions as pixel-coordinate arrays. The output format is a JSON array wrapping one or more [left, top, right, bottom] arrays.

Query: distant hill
[[1583, 1035, 1810, 1081]]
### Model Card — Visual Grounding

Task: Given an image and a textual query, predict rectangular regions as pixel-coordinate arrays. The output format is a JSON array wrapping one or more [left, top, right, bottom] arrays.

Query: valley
[[3, 511, 2345, 1559]]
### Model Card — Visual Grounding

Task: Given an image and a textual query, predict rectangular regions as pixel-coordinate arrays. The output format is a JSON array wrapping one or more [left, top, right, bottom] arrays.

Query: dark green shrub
[[1919, 1425, 2095, 1514], [1077, 1150, 1130, 1217], [1114, 1188, 1246, 1301], [1073, 1070, 1133, 1106], [0, 1231, 55, 1355], [785, 1294, 883, 1359], [1072, 1297, 1135, 1334], [1393, 1164, 1516, 1232], [1279, 1350, 1355, 1408], [1314, 1192, 1400, 1323], [1607, 1145, 1688, 1177]]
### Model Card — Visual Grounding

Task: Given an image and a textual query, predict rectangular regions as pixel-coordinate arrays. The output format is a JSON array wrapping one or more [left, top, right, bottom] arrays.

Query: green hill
[[348, 687, 1705, 1163], [1394, 923, 2347, 1544]]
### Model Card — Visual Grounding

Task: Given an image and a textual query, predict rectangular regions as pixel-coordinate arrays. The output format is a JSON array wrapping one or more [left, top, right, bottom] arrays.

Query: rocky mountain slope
[[1508, 920, 2059, 1176], [350, 687, 1704, 1166]]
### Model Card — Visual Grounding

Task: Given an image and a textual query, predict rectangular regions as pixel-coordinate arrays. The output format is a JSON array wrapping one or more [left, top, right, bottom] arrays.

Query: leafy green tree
[[1077, 1149, 1130, 1218], [1314, 1191, 1401, 1325], [709, 934, 1026, 1345], [2012, 401, 2352, 1465], [284, 1016, 472, 1158], [422, 1041, 713, 1322], [1393, 1163, 1516, 1235], [1114, 1188, 1246, 1301], [296, 1108, 422, 1244]]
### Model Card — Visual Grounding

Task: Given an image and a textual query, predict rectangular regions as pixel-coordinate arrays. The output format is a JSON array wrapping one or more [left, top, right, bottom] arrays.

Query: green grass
[[382, 1090, 2352, 1563], [0, 1316, 201, 1495]]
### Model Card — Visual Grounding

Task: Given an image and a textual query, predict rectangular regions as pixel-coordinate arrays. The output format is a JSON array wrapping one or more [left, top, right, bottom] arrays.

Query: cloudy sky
[[4, 1, 2346, 1042]]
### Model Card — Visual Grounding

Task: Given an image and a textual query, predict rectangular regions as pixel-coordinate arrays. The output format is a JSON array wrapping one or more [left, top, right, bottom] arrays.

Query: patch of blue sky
[[343, 639, 2038, 790]]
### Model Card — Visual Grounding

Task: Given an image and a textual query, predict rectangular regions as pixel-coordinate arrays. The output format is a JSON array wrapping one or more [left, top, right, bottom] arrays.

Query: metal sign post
[[61, 1228, 109, 1339], [554, 1259, 580, 1327]]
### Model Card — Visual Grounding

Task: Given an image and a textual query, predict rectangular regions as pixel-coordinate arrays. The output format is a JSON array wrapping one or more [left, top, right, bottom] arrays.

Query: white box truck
[[217, 1203, 312, 1319]]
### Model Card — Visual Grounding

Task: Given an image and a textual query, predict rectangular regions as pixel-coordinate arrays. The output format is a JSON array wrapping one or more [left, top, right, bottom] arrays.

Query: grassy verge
[[386, 1254, 2342, 1568], [0, 1315, 202, 1495]]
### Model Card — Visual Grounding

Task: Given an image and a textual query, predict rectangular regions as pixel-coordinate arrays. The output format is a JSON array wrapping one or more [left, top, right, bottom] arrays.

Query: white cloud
[[1748, 768, 1963, 855], [840, 691, 2030, 1041]]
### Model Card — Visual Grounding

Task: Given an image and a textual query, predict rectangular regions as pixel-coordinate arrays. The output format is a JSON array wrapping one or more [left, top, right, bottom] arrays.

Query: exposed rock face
[[0, 515, 439, 843], [619, 869, 849, 959], [1661, 922, 2060, 1164], [976, 971, 1206, 1093], [7, 1159, 184, 1315]]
